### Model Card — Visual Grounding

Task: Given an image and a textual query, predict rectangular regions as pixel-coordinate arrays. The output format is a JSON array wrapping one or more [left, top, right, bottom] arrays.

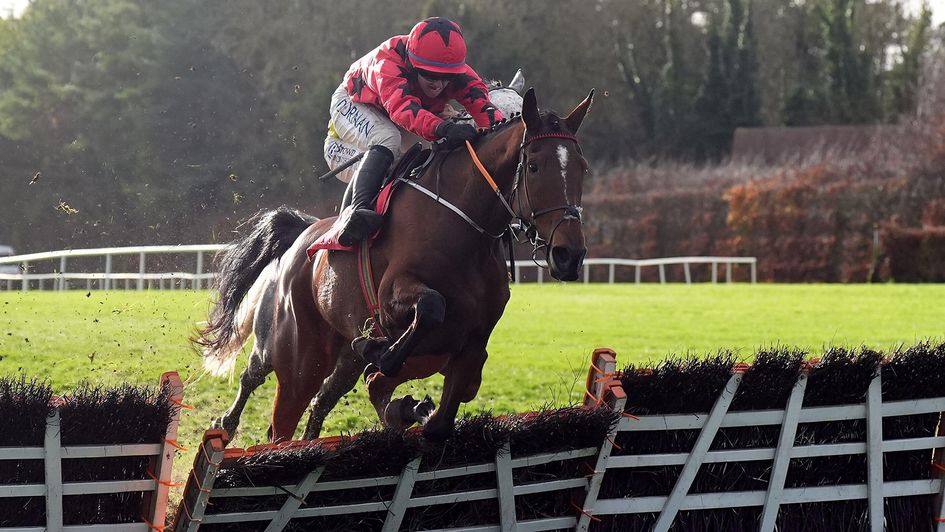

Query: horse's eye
[[528, 162, 539, 173]]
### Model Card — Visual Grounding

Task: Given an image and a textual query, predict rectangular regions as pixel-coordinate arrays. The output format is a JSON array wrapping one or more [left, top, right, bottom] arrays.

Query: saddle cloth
[[306, 144, 429, 258]]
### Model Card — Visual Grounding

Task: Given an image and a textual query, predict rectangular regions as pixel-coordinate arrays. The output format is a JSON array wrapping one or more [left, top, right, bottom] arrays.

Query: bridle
[[510, 130, 584, 263], [398, 122, 585, 263]]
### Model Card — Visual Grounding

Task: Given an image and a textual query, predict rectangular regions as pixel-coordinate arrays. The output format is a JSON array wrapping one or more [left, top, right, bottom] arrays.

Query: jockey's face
[[416, 69, 450, 98]]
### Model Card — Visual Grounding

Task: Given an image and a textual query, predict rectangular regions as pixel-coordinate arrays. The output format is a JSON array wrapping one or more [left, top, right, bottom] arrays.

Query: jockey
[[324, 17, 506, 246]]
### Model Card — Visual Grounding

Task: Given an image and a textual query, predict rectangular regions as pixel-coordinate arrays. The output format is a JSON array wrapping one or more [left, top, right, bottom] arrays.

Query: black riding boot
[[338, 145, 395, 246]]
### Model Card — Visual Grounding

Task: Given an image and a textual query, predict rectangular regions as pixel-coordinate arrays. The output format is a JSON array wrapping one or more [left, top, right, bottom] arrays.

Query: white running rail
[[0, 246, 757, 290], [0, 244, 225, 291]]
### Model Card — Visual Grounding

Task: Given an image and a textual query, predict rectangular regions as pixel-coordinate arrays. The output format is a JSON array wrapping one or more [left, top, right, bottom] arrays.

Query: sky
[[0, 0, 25, 18], [0, 0, 943, 27], [901, 0, 945, 26]]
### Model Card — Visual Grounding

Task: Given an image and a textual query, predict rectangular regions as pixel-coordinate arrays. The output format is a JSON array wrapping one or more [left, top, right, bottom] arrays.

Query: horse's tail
[[194, 206, 317, 376]]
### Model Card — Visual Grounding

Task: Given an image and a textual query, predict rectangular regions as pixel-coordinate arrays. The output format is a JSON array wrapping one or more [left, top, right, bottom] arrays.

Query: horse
[[195, 83, 594, 443]]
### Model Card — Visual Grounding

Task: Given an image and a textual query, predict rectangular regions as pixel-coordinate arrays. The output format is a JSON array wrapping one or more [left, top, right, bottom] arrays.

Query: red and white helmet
[[406, 17, 467, 74]]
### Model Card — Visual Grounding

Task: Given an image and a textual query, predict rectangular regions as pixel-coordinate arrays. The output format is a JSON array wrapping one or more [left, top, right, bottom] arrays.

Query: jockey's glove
[[435, 121, 478, 148]]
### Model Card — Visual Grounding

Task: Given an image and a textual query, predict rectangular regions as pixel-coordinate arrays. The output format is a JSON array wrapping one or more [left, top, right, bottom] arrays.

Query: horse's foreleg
[[355, 286, 446, 377], [302, 344, 363, 439], [423, 345, 488, 442]]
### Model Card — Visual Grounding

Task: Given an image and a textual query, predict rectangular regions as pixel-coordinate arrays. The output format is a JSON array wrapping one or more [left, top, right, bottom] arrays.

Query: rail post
[[105, 253, 112, 290], [58, 256, 66, 291], [138, 251, 146, 290], [196, 250, 204, 290]]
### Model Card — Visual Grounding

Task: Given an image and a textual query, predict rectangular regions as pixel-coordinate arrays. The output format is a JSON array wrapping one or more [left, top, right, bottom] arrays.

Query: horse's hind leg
[[214, 271, 277, 440], [302, 343, 363, 439], [217, 342, 271, 438], [270, 316, 343, 442]]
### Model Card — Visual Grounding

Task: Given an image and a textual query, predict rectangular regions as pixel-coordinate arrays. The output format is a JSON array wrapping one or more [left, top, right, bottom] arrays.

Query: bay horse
[[195, 85, 594, 442]]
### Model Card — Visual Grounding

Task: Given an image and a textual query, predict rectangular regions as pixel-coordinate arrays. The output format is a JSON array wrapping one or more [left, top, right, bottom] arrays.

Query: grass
[[1, 283, 944, 493]]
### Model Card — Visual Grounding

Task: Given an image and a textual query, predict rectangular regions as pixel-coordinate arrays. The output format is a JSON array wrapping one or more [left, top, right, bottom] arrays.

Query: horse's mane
[[489, 114, 523, 132], [475, 114, 524, 145], [473, 107, 570, 146]]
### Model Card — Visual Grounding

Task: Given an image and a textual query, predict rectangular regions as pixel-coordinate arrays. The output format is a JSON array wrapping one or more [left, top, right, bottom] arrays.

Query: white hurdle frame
[[0, 372, 183, 532], [175, 351, 627, 532], [588, 368, 945, 531], [176, 440, 605, 532], [173, 349, 945, 530]]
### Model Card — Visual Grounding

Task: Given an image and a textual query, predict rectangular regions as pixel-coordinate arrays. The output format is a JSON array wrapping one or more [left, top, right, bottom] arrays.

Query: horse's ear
[[522, 87, 540, 131], [565, 88, 595, 133], [508, 69, 525, 95]]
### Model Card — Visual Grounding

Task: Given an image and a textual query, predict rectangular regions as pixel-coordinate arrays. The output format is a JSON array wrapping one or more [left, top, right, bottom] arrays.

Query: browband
[[521, 132, 578, 147]]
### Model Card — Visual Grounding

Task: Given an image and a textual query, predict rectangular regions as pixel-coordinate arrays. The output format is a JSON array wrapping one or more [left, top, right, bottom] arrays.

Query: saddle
[[306, 143, 432, 257]]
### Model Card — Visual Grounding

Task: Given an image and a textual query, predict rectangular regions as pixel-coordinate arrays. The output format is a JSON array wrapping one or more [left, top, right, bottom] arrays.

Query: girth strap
[[357, 238, 382, 334]]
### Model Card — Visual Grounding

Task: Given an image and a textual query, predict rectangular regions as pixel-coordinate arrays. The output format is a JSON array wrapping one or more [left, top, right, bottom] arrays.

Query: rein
[[464, 140, 518, 222]]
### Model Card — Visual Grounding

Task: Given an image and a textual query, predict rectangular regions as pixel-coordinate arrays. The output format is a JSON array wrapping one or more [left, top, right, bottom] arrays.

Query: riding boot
[[338, 145, 395, 247]]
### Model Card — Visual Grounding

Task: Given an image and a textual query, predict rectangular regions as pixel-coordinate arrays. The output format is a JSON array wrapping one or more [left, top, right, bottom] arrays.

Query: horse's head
[[515, 87, 593, 281]]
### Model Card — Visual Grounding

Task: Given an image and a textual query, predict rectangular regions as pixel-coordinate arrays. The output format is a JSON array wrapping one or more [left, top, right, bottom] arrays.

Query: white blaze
[[557, 145, 569, 201]]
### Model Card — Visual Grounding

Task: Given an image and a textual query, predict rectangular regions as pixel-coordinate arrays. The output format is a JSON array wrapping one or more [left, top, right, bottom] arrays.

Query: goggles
[[416, 69, 455, 82]]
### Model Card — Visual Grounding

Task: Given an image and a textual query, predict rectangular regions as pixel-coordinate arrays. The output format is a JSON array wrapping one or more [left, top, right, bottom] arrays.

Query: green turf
[[1, 284, 944, 488]]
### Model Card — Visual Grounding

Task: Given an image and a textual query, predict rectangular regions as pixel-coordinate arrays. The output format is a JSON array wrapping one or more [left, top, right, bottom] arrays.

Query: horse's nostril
[[551, 246, 571, 267]]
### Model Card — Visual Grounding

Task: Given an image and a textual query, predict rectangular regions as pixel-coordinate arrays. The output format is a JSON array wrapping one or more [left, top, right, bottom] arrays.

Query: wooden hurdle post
[[931, 412, 945, 531], [174, 429, 227, 531], [143, 371, 185, 529], [0, 372, 185, 530], [577, 347, 626, 532], [44, 408, 64, 531]]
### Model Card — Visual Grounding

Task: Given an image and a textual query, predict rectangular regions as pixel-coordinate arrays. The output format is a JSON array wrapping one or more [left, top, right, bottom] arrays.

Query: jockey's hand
[[438, 104, 468, 120], [435, 121, 478, 148]]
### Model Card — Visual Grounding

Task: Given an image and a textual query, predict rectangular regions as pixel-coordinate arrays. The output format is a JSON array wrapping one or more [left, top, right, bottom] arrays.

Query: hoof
[[382, 394, 438, 432], [352, 336, 390, 365], [422, 412, 454, 442], [414, 395, 435, 422], [422, 420, 453, 442], [383, 394, 417, 431]]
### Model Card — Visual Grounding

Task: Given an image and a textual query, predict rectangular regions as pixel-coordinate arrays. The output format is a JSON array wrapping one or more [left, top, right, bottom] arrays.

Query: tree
[[731, 0, 762, 128], [0, 0, 277, 248], [691, 0, 762, 160], [818, 0, 880, 122], [693, 16, 732, 160], [884, 3, 932, 119]]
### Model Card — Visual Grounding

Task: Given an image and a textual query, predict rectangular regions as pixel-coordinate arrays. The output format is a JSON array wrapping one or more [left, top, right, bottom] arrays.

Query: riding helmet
[[406, 17, 467, 74]]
